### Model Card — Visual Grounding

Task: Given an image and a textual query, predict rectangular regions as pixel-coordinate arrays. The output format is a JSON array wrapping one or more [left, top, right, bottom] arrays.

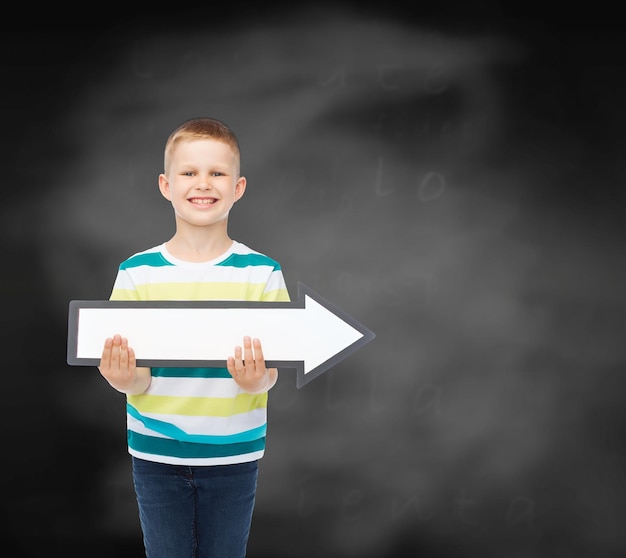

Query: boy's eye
[[180, 171, 225, 177]]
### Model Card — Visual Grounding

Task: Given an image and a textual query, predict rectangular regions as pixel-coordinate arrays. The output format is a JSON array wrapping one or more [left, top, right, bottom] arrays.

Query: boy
[[97, 117, 290, 558]]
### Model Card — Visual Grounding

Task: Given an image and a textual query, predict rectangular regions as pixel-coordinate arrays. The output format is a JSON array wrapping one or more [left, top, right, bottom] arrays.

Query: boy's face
[[158, 138, 246, 229]]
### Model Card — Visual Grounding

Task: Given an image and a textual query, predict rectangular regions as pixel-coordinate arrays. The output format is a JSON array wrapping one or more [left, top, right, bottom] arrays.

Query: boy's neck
[[165, 230, 234, 263]]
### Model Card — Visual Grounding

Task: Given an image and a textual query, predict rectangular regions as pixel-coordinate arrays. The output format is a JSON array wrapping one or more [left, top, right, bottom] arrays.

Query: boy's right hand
[[98, 334, 152, 395]]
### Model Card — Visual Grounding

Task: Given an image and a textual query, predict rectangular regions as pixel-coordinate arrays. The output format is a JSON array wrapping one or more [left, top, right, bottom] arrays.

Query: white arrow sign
[[67, 282, 375, 388]]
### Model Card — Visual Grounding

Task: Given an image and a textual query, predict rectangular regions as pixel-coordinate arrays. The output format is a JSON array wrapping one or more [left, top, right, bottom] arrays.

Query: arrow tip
[[295, 282, 375, 388]]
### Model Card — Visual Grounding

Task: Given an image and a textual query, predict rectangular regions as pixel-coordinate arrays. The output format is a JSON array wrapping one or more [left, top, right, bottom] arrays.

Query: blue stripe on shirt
[[127, 403, 266, 444]]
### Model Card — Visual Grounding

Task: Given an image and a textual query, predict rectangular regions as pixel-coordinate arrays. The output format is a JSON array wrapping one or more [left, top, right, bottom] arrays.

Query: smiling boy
[[97, 117, 290, 558]]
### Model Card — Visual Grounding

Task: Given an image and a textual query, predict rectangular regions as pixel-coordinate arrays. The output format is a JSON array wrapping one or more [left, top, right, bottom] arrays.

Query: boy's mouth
[[189, 197, 217, 205]]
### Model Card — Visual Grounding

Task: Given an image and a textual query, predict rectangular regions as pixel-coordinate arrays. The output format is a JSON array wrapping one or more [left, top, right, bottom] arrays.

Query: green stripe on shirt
[[120, 252, 173, 270], [151, 367, 232, 379], [128, 430, 265, 458], [217, 252, 282, 270]]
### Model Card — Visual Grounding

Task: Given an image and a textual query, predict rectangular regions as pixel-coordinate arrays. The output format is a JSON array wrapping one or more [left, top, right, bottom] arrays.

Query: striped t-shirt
[[109, 240, 290, 466]]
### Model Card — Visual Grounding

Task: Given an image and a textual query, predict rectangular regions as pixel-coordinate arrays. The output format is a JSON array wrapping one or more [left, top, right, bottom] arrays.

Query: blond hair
[[163, 117, 241, 174]]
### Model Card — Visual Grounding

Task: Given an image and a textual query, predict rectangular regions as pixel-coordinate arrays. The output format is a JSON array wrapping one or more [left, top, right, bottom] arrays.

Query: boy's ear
[[234, 176, 247, 202], [158, 174, 171, 200]]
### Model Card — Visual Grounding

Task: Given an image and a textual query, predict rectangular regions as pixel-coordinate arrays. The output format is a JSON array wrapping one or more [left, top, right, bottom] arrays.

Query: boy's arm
[[98, 334, 152, 395]]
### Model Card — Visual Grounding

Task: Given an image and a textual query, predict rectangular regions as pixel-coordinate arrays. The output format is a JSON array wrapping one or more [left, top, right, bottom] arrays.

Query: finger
[[100, 337, 113, 369], [233, 345, 243, 372], [252, 338, 265, 371], [243, 336, 254, 369], [128, 346, 136, 369], [226, 356, 237, 376], [119, 337, 129, 370], [110, 334, 122, 369]]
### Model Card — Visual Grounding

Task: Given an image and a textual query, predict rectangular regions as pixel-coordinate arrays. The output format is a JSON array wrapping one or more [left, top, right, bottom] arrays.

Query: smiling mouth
[[189, 198, 217, 205]]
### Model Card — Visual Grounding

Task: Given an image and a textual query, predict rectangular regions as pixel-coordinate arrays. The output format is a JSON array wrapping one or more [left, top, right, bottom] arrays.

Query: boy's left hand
[[227, 336, 278, 393]]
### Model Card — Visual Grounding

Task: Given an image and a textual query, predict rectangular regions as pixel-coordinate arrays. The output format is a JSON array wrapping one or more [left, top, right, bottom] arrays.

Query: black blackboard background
[[2, 3, 624, 557]]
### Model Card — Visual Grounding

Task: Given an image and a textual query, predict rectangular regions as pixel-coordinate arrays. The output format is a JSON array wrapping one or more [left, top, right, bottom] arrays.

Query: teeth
[[191, 198, 215, 204]]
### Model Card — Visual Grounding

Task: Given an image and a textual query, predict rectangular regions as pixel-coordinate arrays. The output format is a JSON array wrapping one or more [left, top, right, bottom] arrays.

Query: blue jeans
[[132, 457, 259, 558]]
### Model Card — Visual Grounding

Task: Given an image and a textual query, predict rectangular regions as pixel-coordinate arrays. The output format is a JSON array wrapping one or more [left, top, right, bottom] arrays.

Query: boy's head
[[164, 117, 241, 175]]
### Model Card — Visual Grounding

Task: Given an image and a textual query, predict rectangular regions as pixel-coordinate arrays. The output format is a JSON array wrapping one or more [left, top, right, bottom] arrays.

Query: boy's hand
[[227, 336, 278, 393], [98, 334, 151, 395]]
